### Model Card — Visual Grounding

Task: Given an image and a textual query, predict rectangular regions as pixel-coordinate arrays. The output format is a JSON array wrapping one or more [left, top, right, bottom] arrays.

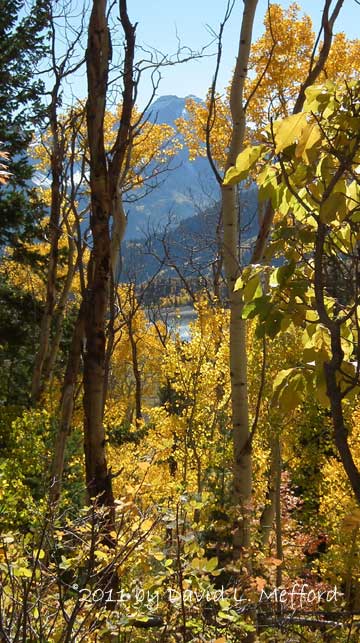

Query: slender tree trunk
[[84, 0, 114, 510], [315, 222, 360, 503], [275, 439, 283, 588], [259, 439, 278, 550], [129, 327, 142, 422], [224, 0, 345, 558], [82, 0, 135, 511], [221, 0, 258, 558], [47, 0, 135, 514], [110, 197, 127, 282], [42, 232, 77, 389], [31, 89, 62, 403], [49, 304, 85, 506], [325, 358, 360, 503]]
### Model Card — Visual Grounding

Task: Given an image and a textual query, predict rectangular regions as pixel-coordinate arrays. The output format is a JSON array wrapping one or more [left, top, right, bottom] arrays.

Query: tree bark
[[31, 78, 62, 404], [84, 0, 114, 509], [128, 322, 142, 422], [49, 303, 85, 506], [259, 439, 278, 549], [275, 439, 283, 589], [42, 229, 77, 389], [221, 0, 258, 558], [82, 0, 135, 511], [324, 362, 360, 504], [314, 221, 360, 504], [220, 0, 343, 561]]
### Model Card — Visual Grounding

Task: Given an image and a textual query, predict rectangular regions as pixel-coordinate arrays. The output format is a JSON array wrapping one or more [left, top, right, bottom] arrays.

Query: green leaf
[[320, 181, 347, 223], [242, 301, 258, 319], [243, 273, 262, 303], [257, 165, 278, 201], [303, 83, 333, 112], [269, 267, 280, 288], [265, 312, 284, 338], [14, 566, 32, 578], [204, 556, 218, 572], [295, 121, 321, 163], [242, 296, 271, 320], [272, 113, 307, 154], [234, 276, 244, 291], [269, 263, 294, 289], [223, 145, 264, 186]]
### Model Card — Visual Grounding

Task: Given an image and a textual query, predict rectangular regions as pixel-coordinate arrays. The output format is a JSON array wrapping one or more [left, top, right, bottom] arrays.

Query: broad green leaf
[[272, 112, 307, 154], [243, 273, 262, 303], [273, 368, 294, 392], [205, 556, 218, 572], [273, 370, 307, 412], [241, 301, 258, 319], [347, 180, 360, 219], [320, 191, 347, 223], [243, 296, 272, 321], [336, 223, 353, 253], [269, 262, 295, 288], [269, 267, 280, 288], [223, 145, 264, 186], [303, 85, 331, 112], [265, 312, 284, 338], [14, 566, 32, 578], [314, 367, 329, 406], [295, 121, 322, 163], [316, 154, 336, 181], [257, 165, 278, 201]]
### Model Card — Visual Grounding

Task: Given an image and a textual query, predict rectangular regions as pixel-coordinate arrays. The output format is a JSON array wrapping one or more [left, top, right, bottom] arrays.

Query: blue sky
[[61, 1, 359, 109], [126, 0, 359, 108]]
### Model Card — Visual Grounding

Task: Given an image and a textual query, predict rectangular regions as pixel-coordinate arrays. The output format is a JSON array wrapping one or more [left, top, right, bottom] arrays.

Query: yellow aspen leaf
[[223, 145, 264, 186], [140, 519, 154, 532], [138, 461, 150, 471], [272, 113, 308, 154], [295, 121, 322, 162]]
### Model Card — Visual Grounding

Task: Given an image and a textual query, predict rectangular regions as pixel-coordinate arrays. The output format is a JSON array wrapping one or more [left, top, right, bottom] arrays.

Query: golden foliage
[[177, 4, 360, 171]]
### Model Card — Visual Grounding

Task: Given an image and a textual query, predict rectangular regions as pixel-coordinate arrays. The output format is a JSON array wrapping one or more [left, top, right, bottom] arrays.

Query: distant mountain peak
[[185, 94, 202, 102], [147, 94, 202, 125], [125, 94, 215, 238], [152, 94, 181, 103]]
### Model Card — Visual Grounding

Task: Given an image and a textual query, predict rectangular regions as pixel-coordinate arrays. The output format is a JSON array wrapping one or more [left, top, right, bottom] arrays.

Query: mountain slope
[[122, 185, 259, 284], [125, 95, 218, 238]]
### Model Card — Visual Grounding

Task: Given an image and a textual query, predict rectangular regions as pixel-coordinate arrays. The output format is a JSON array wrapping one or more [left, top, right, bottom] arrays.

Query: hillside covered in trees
[[1, 1, 360, 642]]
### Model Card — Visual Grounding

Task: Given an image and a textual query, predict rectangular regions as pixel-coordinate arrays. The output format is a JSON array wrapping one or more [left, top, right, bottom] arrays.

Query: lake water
[[164, 305, 197, 341]]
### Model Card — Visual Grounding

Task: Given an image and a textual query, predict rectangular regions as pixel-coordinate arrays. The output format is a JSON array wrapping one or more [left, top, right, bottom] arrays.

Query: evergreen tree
[[0, 0, 48, 252]]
